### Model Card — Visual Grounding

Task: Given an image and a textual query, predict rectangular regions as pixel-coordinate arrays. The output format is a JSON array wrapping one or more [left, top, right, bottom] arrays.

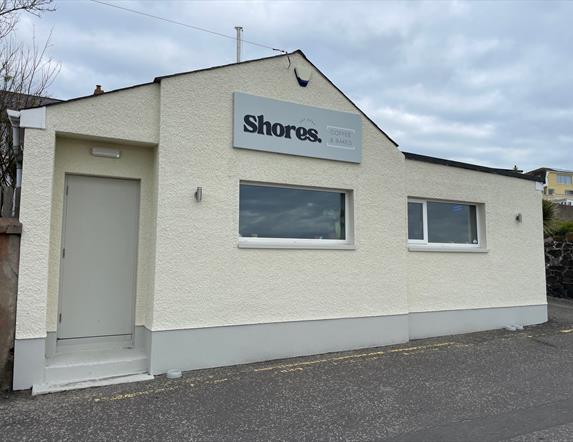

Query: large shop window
[[239, 183, 352, 248], [408, 199, 480, 248]]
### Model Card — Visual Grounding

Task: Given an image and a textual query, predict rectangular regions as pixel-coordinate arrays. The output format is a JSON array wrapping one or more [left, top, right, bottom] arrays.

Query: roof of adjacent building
[[527, 167, 573, 175], [1, 90, 61, 111], [403, 152, 541, 182]]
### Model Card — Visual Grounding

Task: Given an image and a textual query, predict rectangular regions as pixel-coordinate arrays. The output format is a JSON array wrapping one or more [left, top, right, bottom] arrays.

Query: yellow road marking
[[210, 378, 229, 384], [280, 367, 304, 373], [254, 342, 456, 373], [93, 386, 180, 402], [253, 350, 386, 373], [389, 342, 454, 353], [91, 330, 573, 403]]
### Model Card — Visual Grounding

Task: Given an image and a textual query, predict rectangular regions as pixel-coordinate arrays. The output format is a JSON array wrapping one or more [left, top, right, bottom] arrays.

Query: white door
[[58, 175, 140, 340]]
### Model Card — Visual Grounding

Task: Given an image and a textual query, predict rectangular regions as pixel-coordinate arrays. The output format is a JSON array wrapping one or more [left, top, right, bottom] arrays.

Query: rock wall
[[556, 204, 573, 222], [545, 238, 573, 299]]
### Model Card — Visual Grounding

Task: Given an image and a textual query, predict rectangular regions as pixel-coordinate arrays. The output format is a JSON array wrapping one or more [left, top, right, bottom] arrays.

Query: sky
[[11, 0, 573, 171]]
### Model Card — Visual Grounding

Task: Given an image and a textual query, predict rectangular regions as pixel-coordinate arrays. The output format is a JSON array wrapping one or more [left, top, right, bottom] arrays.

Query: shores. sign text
[[233, 92, 362, 163]]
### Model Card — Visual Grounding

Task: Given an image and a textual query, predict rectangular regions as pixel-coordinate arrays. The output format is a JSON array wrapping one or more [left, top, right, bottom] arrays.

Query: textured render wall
[[16, 128, 56, 339], [46, 84, 160, 145], [152, 53, 408, 331], [16, 84, 160, 340], [406, 160, 547, 312], [45, 138, 156, 332]]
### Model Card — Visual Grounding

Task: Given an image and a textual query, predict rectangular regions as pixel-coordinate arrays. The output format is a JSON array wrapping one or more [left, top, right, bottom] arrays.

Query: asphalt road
[[2, 298, 573, 441]]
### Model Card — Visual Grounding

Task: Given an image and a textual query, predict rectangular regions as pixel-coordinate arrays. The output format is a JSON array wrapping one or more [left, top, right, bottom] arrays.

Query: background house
[[527, 167, 573, 206]]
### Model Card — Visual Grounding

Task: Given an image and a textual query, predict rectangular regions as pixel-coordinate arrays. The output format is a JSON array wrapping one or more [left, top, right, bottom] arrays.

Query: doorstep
[[33, 373, 154, 395], [33, 346, 150, 395]]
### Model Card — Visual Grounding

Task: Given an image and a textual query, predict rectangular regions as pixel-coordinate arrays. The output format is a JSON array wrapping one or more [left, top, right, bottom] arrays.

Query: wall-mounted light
[[91, 147, 121, 159], [515, 213, 522, 223], [194, 187, 203, 202]]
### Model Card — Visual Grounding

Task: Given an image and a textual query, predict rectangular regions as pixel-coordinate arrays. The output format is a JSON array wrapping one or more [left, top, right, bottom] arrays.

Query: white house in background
[[9, 51, 547, 393]]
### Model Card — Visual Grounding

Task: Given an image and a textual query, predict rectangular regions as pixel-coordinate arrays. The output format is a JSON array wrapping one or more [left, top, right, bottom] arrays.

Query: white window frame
[[407, 199, 428, 245], [238, 181, 354, 250], [407, 198, 481, 249]]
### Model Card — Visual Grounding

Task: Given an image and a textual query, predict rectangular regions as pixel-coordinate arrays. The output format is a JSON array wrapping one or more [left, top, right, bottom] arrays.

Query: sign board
[[233, 92, 362, 163]]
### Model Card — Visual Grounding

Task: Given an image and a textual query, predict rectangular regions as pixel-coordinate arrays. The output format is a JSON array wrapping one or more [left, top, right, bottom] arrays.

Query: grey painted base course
[[148, 314, 409, 375], [13, 304, 548, 389], [409, 304, 548, 339], [13, 338, 45, 390]]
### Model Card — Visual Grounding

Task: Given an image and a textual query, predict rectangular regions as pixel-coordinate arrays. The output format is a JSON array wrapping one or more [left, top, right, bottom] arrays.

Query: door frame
[[56, 173, 141, 348]]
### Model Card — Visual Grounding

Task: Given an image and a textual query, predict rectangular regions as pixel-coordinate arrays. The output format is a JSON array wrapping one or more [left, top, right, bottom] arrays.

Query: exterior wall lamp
[[90, 147, 121, 159], [194, 187, 203, 202]]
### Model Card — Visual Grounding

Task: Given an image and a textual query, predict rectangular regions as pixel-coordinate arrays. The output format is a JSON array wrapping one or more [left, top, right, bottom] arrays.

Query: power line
[[89, 0, 287, 54]]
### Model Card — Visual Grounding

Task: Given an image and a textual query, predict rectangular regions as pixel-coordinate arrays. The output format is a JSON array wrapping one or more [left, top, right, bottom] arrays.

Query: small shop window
[[239, 183, 351, 248], [408, 199, 480, 247]]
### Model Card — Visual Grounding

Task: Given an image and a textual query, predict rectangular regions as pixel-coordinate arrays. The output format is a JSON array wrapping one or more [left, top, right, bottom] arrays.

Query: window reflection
[[239, 184, 346, 240], [427, 202, 477, 244], [408, 202, 424, 240]]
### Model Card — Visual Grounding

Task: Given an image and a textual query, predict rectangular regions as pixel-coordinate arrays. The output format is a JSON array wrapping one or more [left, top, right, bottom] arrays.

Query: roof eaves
[[20, 80, 157, 111], [21, 51, 297, 111]]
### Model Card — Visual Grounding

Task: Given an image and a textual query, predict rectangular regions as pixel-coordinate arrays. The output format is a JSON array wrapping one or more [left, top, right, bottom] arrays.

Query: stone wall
[[556, 204, 573, 222], [0, 219, 21, 390], [545, 237, 573, 299]]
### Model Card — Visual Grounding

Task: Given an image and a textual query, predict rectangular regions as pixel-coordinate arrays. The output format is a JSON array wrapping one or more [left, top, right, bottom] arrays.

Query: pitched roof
[[16, 50, 538, 183], [18, 50, 399, 146]]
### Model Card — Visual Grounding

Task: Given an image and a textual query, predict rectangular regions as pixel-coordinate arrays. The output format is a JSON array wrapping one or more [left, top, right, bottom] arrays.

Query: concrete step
[[43, 348, 148, 385], [33, 373, 154, 395]]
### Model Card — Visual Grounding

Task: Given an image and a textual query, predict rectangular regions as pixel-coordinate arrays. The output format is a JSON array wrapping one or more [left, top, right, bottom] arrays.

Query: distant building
[[527, 167, 573, 205]]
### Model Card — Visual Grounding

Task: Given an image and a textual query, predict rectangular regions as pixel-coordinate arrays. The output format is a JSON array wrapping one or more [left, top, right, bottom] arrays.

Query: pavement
[[2, 298, 573, 441]]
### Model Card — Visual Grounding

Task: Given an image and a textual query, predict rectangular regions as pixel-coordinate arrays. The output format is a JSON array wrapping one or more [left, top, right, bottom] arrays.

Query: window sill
[[408, 245, 489, 253], [238, 240, 356, 250]]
